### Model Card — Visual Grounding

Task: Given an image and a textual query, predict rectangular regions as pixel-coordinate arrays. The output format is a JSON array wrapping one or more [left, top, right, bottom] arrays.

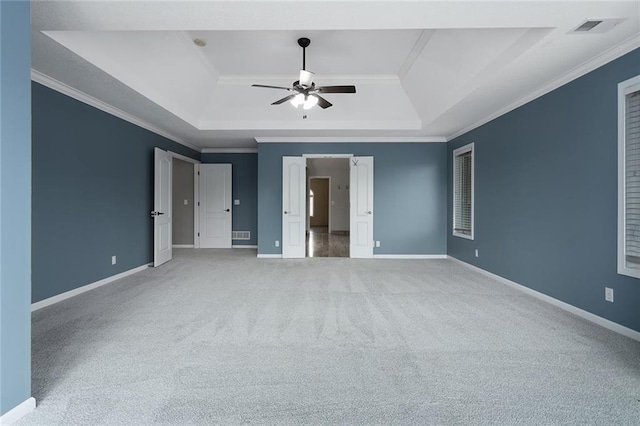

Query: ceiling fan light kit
[[252, 37, 356, 111], [299, 70, 315, 87]]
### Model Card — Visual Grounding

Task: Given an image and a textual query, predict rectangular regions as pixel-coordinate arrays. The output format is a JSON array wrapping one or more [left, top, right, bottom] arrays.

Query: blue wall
[[0, 0, 32, 416], [201, 153, 258, 246], [32, 83, 200, 303], [258, 143, 447, 255], [448, 48, 640, 333]]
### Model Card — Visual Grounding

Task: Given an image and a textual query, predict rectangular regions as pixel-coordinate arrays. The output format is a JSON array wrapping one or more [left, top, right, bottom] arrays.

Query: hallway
[[306, 227, 349, 258]]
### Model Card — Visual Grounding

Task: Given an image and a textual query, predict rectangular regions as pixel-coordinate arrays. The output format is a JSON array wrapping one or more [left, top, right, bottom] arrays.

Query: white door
[[153, 148, 172, 267], [282, 157, 306, 258], [350, 156, 374, 258], [199, 164, 232, 248]]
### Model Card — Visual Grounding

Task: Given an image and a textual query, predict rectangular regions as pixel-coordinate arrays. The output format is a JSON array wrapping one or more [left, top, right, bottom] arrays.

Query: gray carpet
[[19, 249, 640, 425]]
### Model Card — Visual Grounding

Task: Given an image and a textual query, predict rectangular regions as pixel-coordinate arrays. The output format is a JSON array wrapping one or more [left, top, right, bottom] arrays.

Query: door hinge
[[198, 171, 200, 175], [198, 202, 200, 206], [198, 232, 200, 237]]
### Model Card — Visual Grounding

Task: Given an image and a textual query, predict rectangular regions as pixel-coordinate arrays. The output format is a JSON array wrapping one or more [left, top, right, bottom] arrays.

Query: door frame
[[299, 154, 360, 257], [168, 151, 201, 248], [308, 176, 332, 233]]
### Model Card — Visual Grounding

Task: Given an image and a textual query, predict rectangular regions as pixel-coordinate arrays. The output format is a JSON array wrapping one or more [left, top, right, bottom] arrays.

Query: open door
[[350, 156, 374, 258], [282, 157, 306, 258], [153, 148, 172, 266], [199, 164, 232, 248]]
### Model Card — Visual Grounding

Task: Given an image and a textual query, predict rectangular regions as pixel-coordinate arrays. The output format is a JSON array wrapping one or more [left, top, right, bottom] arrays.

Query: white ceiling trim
[[30, 70, 202, 153], [398, 29, 435, 79], [255, 136, 447, 143], [447, 34, 640, 141], [200, 120, 422, 131], [218, 75, 400, 84], [201, 148, 258, 153]]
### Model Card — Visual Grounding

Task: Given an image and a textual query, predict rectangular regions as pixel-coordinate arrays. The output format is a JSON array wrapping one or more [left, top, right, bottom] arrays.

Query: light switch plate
[[184, 199, 188, 205], [234, 199, 240, 205]]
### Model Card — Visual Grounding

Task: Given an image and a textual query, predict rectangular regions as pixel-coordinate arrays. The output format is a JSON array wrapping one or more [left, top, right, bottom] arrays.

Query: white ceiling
[[31, 1, 640, 151]]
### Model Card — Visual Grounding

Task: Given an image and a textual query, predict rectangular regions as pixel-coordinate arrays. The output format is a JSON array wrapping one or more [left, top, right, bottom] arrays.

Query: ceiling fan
[[251, 37, 356, 110]]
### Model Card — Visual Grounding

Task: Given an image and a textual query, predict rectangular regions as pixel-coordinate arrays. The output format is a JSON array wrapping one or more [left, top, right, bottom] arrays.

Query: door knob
[[367, 211, 372, 214], [150, 211, 165, 217], [225, 209, 230, 212], [284, 211, 289, 214]]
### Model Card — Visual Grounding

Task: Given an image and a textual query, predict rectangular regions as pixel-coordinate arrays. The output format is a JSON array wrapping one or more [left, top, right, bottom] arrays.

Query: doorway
[[153, 150, 200, 267], [172, 157, 195, 248], [282, 155, 373, 259], [306, 158, 351, 258], [308, 176, 348, 257]]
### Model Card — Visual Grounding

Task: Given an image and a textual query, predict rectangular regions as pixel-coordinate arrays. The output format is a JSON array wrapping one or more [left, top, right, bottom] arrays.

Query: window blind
[[625, 90, 640, 260], [454, 150, 472, 235]]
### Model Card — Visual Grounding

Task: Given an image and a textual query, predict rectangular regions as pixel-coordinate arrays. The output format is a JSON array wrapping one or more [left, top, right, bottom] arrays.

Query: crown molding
[[218, 74, 400, 84], [447, 34, 640, 141], [255, 136, 447, 143], [201, 148, 258, 153], [31, 69, 202, 153]]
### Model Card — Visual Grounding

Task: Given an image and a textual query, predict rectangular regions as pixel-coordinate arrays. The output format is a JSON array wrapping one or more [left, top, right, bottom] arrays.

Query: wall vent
[[232, 231, 251, 240], [571, 19, 625, 34]]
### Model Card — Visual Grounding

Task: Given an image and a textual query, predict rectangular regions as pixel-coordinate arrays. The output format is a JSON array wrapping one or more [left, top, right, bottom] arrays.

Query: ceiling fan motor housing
[[297, 38, 311, 48]]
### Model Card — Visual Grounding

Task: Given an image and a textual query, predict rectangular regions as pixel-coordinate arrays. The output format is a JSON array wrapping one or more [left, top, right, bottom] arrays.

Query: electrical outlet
[[375, 241, 380, 247], [605, 287, 614, 303], [275, 240, 280, 247], [234, 199, 240, 205], [475, 249, 479, 258], [111, 255, 117, 265], [184, 199, 188, 205]]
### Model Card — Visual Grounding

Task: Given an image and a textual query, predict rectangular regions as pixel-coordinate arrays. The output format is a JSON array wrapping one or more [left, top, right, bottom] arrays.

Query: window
[[453, 143, 474, 239], [618, 75, 640, 278]]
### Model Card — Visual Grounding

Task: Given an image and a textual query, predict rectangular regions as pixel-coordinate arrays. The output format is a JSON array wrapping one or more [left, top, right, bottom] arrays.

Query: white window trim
[[453, 142, 475, 240], [617, 75, 640, 278]]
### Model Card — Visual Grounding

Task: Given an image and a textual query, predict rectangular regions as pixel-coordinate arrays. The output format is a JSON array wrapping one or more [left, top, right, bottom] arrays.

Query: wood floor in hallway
[[306, 226, 349, 257]]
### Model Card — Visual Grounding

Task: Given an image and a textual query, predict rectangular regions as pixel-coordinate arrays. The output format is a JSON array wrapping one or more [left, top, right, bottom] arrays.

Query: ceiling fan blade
[[315, 95, 333, 109], [316, 85, 356, 94], [252, 84, 291, 91], [271, 94, 297, 105]]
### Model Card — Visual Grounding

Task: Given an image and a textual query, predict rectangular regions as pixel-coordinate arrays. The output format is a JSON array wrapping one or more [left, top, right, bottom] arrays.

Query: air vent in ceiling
[[570, 18, 625, 34], [574, 20, 603, 32]]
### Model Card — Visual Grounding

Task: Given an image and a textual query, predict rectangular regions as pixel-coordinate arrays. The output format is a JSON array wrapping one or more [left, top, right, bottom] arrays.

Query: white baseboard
[[31, 263, 151, 311], [257, 254, 282, 258], [373, 254, 447, 259], [0, 397, 36, 425], [448, 256, 640, 342], [172, 244, 194, 248], [232, 245, 258, 249]]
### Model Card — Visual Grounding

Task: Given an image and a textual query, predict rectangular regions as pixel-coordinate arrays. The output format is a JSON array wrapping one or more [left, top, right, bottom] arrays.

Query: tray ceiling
[[31, 1, 640, 150]]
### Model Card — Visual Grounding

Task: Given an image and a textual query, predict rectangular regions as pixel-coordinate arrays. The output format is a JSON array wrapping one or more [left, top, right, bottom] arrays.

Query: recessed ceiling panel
[[186, 30, 424, 76]]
